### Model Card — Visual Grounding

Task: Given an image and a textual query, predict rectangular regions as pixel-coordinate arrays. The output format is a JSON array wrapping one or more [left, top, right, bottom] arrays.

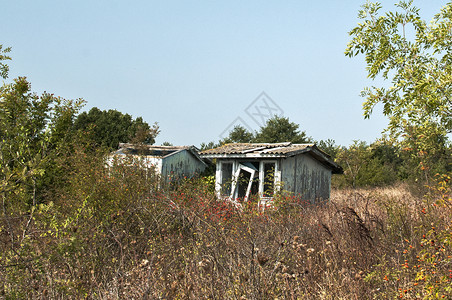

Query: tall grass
[[1, 154, 451, 299]]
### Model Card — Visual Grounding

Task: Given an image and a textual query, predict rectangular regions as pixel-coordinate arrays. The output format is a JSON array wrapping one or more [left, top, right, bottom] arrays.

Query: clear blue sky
[[2, 1, 448, 147]]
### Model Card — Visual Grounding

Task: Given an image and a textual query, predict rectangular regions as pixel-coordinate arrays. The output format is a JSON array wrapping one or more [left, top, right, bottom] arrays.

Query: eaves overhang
[[199, 143, 343, 174], [307, 147, 343, 174]]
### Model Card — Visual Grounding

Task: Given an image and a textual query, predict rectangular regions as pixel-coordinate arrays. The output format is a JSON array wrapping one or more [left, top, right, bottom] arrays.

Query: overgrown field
[[1, 154, 451, 299]]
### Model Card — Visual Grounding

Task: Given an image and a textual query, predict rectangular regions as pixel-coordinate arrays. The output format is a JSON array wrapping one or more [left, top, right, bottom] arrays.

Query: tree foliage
[[0, 77, 84, 195], [254, 116, 312, 144], [215, 116, 312, 147], [0, 44, 11, 79], [333, 140, 398, 188], [73, 107, 159, 150], [346, 1, 452, 150], [221, 125, 254, 144], [316, 139, 340, 160], [199, 141, 219, 151], [0, 76, 84, 257]]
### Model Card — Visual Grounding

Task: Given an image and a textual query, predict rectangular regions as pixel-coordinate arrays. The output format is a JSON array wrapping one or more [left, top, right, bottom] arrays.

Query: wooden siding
[[280, 154, 332, 201], [161, 150, 206, 180]]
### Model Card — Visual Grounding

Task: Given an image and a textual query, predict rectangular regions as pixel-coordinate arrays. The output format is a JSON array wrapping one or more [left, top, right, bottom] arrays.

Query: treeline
[[0, 77, 159, 206], [330, 139, 451, 189], [201, 117, 452, 189], [200, 116, 312, 150], [0, 49, 166, 297]]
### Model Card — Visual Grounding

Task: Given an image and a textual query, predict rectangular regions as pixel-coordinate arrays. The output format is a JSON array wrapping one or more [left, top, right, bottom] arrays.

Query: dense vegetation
[[1, 1, 452, 298], [1, 73, 450, 300], [1, 150, 451, 298]]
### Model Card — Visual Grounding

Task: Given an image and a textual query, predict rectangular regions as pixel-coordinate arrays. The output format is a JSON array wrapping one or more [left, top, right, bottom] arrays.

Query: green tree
[[333, 141, 398, 188], [221, 125, 254, 144], [0, 44, 11, 79], [254, 116, 312, 144], [317, 139, 340, 160], [73, 107, 159, 150], [0, 76, 84, 249], [199, 141, 220, 151], [345, 1, 452, 172]]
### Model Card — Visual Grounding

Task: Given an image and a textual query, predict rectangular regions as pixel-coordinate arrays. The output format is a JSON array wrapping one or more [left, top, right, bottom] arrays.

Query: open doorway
[[218, 160, 278, 202], [236, 163, 259, 199]]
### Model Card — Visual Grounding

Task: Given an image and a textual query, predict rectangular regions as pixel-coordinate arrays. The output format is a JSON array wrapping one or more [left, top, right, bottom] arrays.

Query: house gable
[[161, 148, 208, 180]]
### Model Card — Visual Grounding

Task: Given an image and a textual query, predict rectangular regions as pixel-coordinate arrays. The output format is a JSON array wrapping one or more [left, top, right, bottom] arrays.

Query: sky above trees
[[1, 0, 448, 147]]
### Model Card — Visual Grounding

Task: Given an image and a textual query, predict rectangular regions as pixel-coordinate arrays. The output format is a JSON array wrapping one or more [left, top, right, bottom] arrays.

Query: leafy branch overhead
[[345, 1, 452, 141], [0, 44, 12, 79]]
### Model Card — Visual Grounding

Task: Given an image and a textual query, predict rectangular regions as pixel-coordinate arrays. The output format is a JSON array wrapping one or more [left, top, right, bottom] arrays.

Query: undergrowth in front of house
[[1, 149, 451, 299]]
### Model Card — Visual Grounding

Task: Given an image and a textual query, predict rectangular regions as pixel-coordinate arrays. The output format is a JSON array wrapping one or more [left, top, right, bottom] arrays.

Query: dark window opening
[[221, 163, 233, 196], [250, 177, 259, 195], [237, 170, 252, 198]]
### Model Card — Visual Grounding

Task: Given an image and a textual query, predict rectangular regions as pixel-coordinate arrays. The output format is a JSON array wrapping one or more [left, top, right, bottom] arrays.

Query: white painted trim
[[229, 167, 241, 200], [215, 160, 222, 197], [216, 159, 281, 208]]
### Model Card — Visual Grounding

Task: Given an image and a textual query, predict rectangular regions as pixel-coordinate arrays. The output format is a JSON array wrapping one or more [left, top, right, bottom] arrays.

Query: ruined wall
[[280, 154, 332, 202]]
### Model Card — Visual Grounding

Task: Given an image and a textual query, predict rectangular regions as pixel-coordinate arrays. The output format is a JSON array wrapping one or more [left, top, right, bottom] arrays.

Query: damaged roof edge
[[199, 143, 343, 174], [200, 143, 314, 156], [114, 143, 208, 165], [307, 145, 343, 174], [186, 147, 210, 168], [118, 143, 191, 152]]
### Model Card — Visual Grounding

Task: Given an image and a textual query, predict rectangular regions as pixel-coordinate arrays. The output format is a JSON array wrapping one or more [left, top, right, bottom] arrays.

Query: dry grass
[[1, 176, 451, 299]]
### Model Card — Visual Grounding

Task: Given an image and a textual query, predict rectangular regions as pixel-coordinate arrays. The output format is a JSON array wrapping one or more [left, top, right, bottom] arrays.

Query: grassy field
[[1, 168, 451, 299]]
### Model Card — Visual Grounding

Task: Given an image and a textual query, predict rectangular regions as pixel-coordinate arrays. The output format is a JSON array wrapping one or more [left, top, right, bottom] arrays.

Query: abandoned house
[[200, 143, 342, 204], [107, 143, 208, 181]]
